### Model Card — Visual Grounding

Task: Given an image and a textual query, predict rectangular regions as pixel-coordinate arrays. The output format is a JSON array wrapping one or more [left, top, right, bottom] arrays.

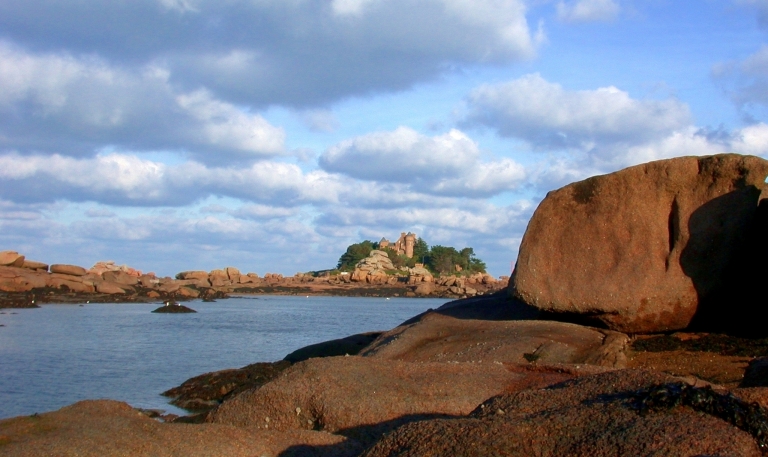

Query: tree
[[337, 240, 378, 271]]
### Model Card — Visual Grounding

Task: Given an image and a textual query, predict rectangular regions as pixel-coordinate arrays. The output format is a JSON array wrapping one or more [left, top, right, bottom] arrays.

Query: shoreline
[[0, 282, 504, 309]]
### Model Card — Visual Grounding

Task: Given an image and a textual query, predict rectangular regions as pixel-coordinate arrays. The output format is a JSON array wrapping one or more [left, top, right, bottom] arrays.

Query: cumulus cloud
[[320, 127, 526, 197], [0, 152, 343, 206], [0, 0, 539, 108], [556, 0, 620, 23], [463, 73, 691, 150], [0, 43, 285, 161]]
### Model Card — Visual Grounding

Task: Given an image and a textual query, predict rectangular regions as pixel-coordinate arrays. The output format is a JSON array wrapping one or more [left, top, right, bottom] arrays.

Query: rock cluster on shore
[[1, 251, 507, 307], [4, 153, 768, 456]]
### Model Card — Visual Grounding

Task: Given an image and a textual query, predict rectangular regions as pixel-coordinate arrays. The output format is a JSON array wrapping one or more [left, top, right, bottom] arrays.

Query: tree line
[[336, 238, 486, 275]]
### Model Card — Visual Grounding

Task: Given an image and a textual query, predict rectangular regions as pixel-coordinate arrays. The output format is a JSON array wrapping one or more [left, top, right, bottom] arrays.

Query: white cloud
[[463, 73, 691, 150], [176, 89, 285, 156], [0, 42, 284, 161], [0, 0, 540, 108], [556, 0, 620, 23], [320, 127, 526, 196], [0, 152, 343, 206], [731, 122, 768, 155], [714, 45, 768, 109]]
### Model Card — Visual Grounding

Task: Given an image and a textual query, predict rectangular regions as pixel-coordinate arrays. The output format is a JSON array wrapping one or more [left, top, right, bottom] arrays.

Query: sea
[[0, 295, 446, 420]]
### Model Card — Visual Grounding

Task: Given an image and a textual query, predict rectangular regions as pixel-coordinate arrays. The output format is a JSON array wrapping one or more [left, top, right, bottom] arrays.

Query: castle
[[379, 232, 417, 258]]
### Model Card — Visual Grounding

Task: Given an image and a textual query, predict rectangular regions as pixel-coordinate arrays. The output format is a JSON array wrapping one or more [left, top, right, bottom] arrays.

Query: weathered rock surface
[[361, 312, 628, 368], [363, 369, 763, 457], [206, 356, 594, 447], [283, 332, 382, 363], [0, 251, 25, 267], [49, 264, 88, 276], [0, 400, 361, 457], [513, 154, 768, 333], [163, 361, 292, 412]]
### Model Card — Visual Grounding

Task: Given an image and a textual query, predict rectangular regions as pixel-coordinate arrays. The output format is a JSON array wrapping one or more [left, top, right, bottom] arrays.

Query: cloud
[[714, 45, 768, 112], [298, 109, 341, 133], [0, 152, 342, 206], [736, 0, 768, 27], [556, 0, 620, 23], [463, 73, 691, 150], [0, 42, 284, 161], [320, 127, 526, 197], [0, 0, 539, 108]]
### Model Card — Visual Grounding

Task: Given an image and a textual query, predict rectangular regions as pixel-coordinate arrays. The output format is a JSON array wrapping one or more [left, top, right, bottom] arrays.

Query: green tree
[[337, 240, 378, 271], [426, 245, 460, 274]]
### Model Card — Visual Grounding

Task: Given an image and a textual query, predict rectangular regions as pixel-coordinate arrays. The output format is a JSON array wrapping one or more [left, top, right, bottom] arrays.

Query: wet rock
[[163, 361, 292, 412], [513, 154, 768, 334], [152, 303, 196, 313], [284, 332, 382, 363]]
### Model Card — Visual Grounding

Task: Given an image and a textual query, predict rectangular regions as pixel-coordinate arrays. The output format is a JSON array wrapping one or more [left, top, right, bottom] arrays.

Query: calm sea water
[[0, 295, 445, 419]]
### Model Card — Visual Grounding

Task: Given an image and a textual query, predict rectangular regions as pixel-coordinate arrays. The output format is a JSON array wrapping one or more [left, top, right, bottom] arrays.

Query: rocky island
[[3, 153, 768, 456]]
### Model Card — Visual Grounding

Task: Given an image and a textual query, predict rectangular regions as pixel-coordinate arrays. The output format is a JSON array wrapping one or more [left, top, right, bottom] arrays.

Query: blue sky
[[2, 0, 768, 277]]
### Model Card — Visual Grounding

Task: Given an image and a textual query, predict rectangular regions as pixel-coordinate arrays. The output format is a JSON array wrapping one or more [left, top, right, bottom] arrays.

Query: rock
[[283, 332, 383, 363], [361, 312, 628, 368], [163, 361, 293, 412], [46, 276, 94, 293], [0, 267, 48, 292], [95, 281, 126, 294], [741, 357, 768, 387], [176, 270, 210, 281], [363, 369, 762, 457], [207, 356, 593, 447], [50, 264, 88, 277], [0, 400, 360, 457], [152, 303, 197, 313], [102, 270, 139, 286], [20, 260, 48, 271], [225, 267, 241, 280], [177, 286, 200, 298], [412, 282, 435, 296], [0, 251, 25, 267], [513, 154, 768, 333]]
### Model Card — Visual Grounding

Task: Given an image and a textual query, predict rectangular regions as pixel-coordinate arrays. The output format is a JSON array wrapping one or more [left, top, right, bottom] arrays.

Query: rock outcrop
[[513, 154, 768, 334], [0, 400, 361, 457], [361, 312, 629, 368], [206, 356, 600, 447], [363, 369, 763, 457]]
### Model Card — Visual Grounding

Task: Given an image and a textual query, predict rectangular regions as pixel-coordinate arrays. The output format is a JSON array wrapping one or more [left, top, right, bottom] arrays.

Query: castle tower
[[405, 232, 416, 258]]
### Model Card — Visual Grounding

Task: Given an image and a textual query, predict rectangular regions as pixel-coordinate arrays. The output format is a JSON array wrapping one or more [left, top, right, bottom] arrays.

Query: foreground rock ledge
[[513, 153, 768, 334]]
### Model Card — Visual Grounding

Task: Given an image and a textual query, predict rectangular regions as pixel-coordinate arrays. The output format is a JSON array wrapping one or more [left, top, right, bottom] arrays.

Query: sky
[[2, 0, 768, 278]]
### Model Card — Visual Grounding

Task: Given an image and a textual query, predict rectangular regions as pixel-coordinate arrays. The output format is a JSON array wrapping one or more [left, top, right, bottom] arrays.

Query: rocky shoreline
[[3, 153, 768, 456], [0, 253, 507, 309]]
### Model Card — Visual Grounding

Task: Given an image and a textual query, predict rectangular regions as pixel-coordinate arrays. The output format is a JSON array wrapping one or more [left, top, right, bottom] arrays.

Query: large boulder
[[0, 251, 25, 267], [363, 369, 763, 457], [361, 312, 628, 368], [50, 264, 88, 277], [513, 154, 768, 333]]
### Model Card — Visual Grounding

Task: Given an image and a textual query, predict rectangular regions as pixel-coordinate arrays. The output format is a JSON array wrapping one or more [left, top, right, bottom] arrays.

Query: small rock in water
[[152, 303, 196, 313]]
